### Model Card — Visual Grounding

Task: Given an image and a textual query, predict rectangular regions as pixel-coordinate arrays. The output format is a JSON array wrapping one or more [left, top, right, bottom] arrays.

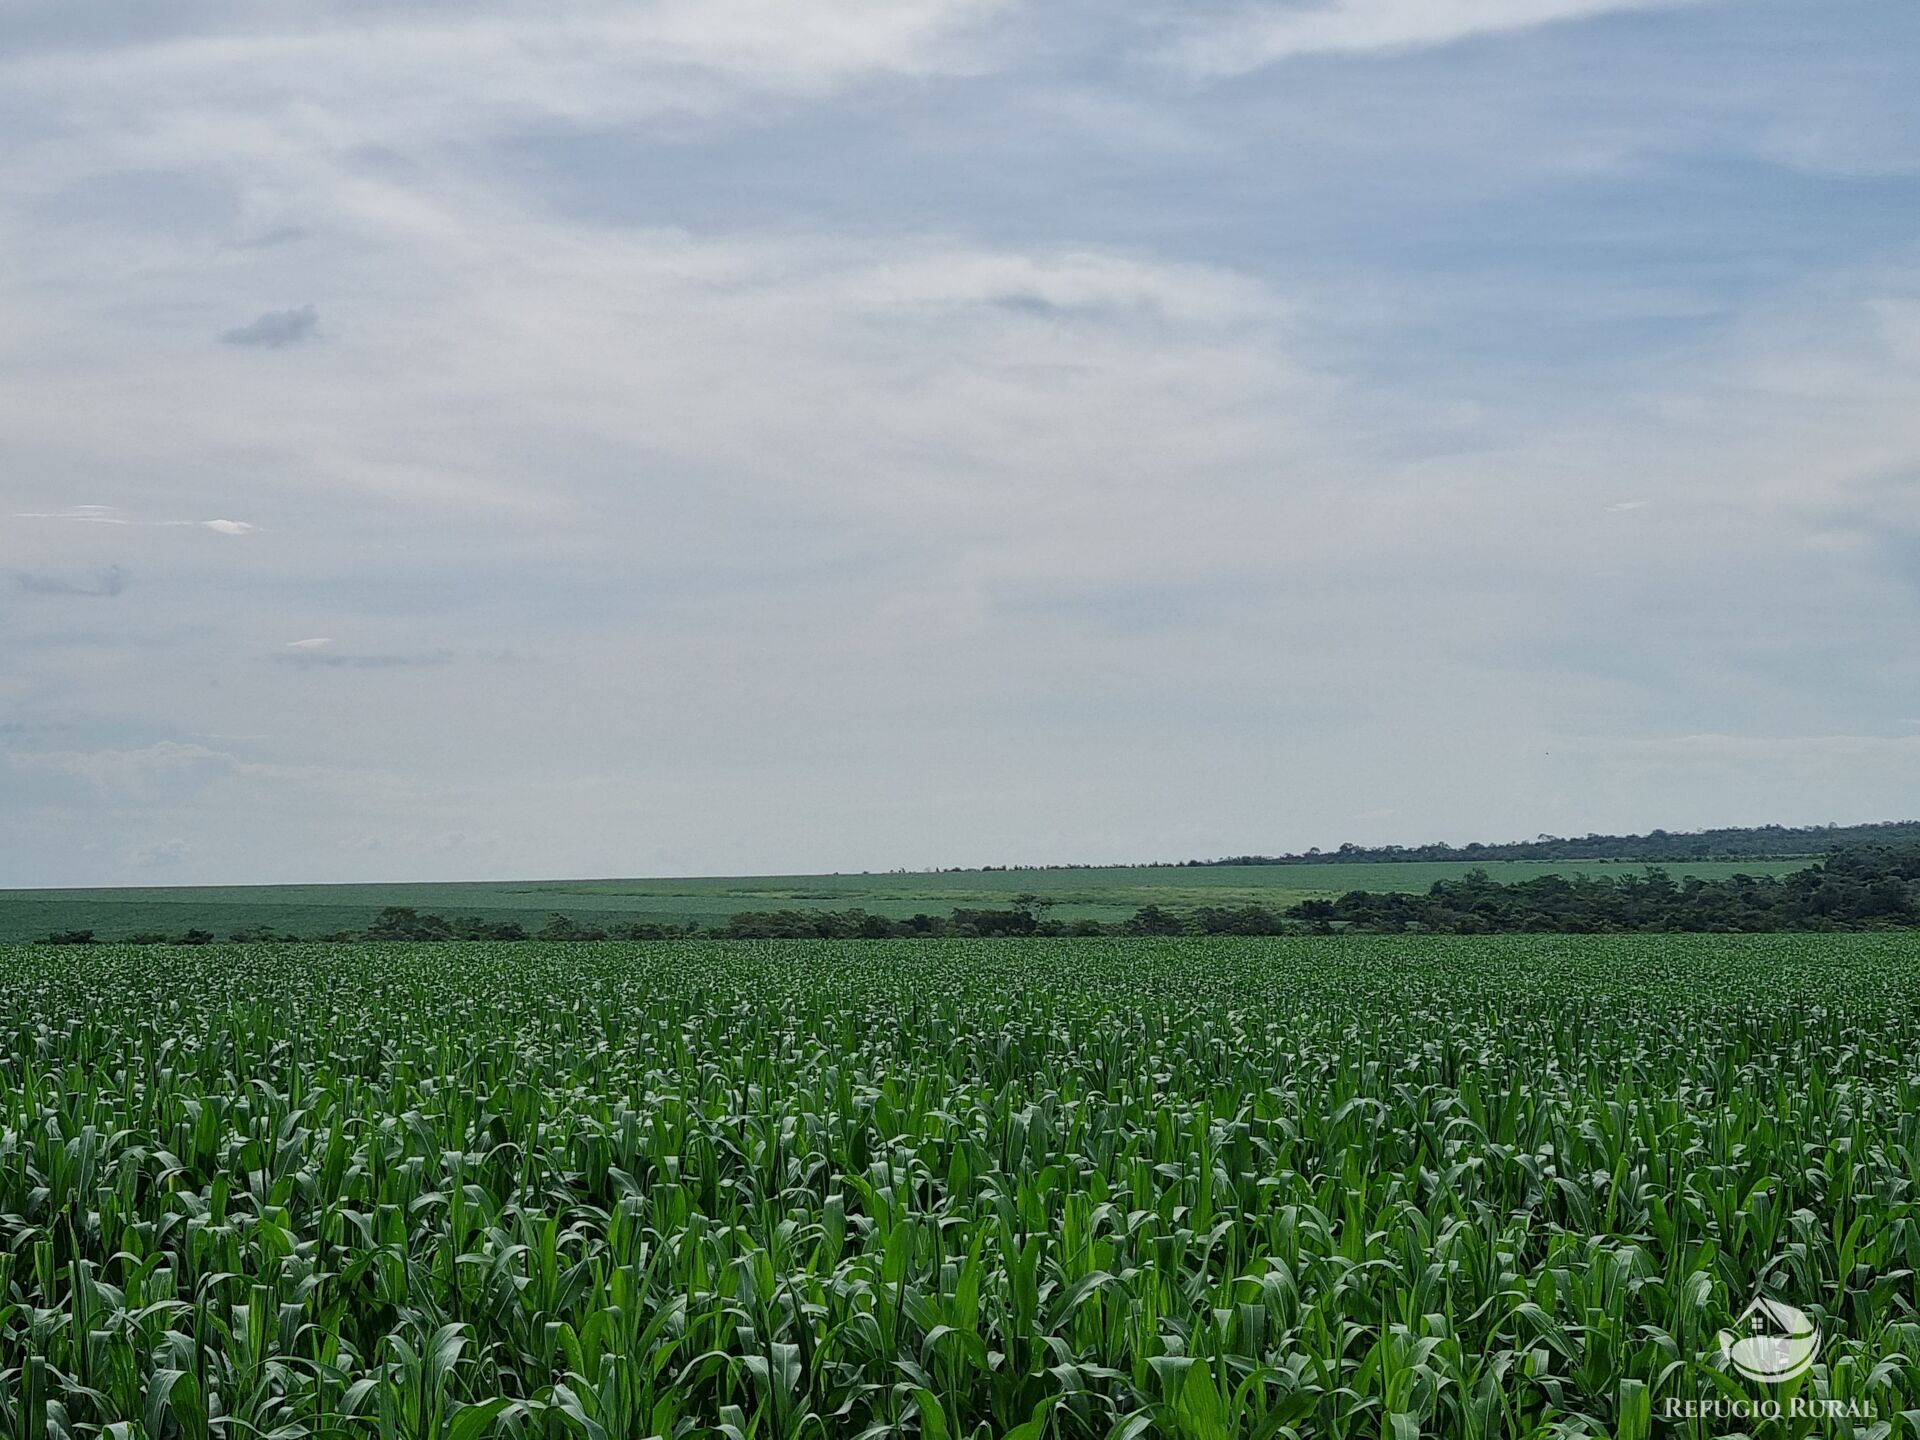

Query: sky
[[3, 0, 1919, 886]]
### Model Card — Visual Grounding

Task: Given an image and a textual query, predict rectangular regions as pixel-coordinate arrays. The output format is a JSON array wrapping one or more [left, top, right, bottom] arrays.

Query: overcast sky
[[3, 0, 1918, 886]]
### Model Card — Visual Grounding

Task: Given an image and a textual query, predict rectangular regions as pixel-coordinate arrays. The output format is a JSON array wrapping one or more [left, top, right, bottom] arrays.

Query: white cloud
[[1, 167, 1331, 544], [1170, 0, 1698, 75], [0, 0, 1012, 167], [13, 505, 256, 533], [14, 505, 158, 525], [4, 0, 1920, 884]]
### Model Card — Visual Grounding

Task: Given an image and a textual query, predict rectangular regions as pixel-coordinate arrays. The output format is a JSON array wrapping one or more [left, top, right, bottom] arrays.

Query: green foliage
[[1, 935, 1918, 1436], [1305, 845, 1920, 933]]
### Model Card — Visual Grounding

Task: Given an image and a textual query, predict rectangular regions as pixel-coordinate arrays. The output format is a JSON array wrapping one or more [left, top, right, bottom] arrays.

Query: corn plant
[[0, 935, 1916, 1437]]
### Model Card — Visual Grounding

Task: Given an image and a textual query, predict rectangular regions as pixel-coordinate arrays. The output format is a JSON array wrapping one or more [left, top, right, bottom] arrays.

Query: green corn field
[[2, 935, 1917, 1438]]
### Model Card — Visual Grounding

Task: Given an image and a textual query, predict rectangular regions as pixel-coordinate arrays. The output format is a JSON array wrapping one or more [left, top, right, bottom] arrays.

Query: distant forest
[[1294, 845, 1920, 934], [39, 844, 1920, 942], [1187, 819, 1920, 866]]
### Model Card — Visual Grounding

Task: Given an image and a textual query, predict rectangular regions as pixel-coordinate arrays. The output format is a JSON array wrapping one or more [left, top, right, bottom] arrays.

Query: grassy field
[[0, 857, 1816, 940], [1, 933, 1916, 1436]]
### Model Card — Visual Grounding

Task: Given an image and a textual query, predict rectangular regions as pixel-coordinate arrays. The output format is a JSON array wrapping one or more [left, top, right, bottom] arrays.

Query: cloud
[[13, 565, 130, 597], [341, 828, 500, 857], [1170, 0, 1697, 75], [129, 837, 189, 867], [6, 741, 239, 789], [0, 1, 1014, 162], [0, 742, 363, 821], [3, 0, 1920, 886], [274, 648, 458, 669], [286, 637, 334, 649], [13, 504, 155, 525], [1604, 499, 1650, 512], [13, 505, 257, 534], [220, 305, 318, 348]]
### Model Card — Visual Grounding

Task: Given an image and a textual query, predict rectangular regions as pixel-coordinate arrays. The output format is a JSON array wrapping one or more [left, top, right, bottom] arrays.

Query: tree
[[1123, 905, 1185, 937], [537, 913, 607, 941], [365, 907, 453, 941]]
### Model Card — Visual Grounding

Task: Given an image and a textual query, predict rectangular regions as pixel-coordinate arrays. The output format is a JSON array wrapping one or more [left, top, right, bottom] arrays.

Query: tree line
[[1295, 844, 1920, 933], [40, 894, 1177, 945], [1187, 819, 1920, 866], [35, 846, 1920, 944]]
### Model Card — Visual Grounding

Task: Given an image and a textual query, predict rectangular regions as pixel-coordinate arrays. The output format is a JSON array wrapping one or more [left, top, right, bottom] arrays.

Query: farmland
[[0, 859, 1815, 942], [2, 935, 1917, 1437]]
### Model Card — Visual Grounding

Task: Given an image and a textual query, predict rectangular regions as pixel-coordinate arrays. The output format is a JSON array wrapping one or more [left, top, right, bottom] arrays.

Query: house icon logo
[[1717, 1296, 1820, 1383], [1662, 1292, 1861, 1420]]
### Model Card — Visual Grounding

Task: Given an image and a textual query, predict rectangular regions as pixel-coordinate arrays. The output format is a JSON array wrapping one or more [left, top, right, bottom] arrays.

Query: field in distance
[[0, 856, 1816, 940]]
